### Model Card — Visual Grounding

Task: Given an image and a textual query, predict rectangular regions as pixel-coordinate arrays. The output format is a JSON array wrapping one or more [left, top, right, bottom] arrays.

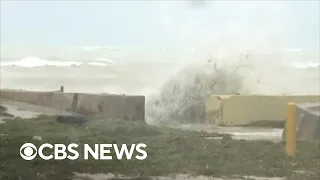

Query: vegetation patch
[[0, 116, 319, 180]]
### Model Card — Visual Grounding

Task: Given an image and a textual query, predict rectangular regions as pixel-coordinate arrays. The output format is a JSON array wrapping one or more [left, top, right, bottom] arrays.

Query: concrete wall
[[0, 90, 145, 121], [295, 102, 320, 141], [282, 102, 320, 141], [205, 95, 320, 126]]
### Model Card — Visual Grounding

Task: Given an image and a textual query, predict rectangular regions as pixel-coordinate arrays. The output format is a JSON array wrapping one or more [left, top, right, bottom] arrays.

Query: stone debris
[[32, 136, 43, 141]]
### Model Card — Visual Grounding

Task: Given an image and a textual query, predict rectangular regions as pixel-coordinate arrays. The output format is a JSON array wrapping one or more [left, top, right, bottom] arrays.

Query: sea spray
[[145, 54, 248, 125], [144, 1, 295, 125]]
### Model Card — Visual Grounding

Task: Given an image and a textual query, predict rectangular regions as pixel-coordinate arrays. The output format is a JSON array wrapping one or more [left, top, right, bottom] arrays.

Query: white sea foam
[[1, 57, 81, 67], [0, 56, 115, 67], [91, 58, 116, 64]]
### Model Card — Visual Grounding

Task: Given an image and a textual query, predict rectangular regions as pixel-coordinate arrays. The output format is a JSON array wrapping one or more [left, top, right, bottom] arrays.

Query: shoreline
[[1, 111, 319, 180]]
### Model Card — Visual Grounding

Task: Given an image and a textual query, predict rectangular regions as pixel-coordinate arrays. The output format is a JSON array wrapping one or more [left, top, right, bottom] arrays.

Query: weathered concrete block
[[282, 102, 320, 141], [0, 90, 74, 110], [0, 90, 145, 121], [75, 93, 145, 121], [205, 95, 320, 126]]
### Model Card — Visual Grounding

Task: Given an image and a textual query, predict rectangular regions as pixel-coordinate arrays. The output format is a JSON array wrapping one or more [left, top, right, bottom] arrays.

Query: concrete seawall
[[0, 90, 145, 121], [282, 102, 320, 141], [205, 95, 320, 126]]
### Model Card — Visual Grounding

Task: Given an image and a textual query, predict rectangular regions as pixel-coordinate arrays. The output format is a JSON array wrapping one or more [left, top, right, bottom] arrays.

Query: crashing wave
[[146, 56, 246, 125]]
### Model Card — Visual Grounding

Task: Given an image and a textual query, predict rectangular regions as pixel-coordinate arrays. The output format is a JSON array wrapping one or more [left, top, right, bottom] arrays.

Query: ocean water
[[0, 56, 176, 95], [1, 49, 319, 124], [1, 49, 319, 94], [1, 1, 319, 124]]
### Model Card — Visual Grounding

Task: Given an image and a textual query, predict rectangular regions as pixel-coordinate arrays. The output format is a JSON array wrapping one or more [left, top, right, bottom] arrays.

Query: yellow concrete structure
[[205, 95, 320, 126], [286, 102, 296, 156]]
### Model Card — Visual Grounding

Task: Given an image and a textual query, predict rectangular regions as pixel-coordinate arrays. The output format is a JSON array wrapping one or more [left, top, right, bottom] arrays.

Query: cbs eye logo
[[20, 143, 38, 160]]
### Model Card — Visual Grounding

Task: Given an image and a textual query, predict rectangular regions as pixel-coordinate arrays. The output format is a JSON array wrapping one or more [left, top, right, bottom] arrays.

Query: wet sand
[[0, 98, 72, 124], [173, 124, 282, 142]]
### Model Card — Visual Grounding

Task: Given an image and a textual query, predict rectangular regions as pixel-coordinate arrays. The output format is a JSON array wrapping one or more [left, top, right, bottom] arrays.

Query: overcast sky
[[0, 1, 319, 53]]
